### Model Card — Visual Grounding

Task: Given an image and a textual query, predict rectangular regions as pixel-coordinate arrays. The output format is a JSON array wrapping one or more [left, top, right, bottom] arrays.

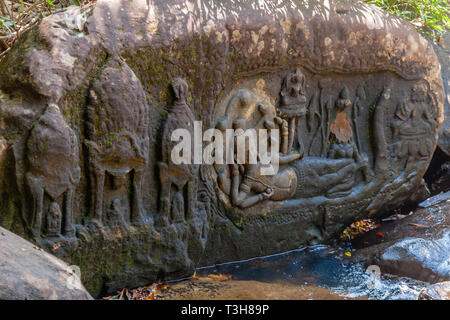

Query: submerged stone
[[0, 0, 444, 296]]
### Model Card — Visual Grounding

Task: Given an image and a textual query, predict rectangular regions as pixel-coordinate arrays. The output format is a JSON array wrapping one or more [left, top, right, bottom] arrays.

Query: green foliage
[[365, 0, 449, 39], [0, 16, 14, 32]]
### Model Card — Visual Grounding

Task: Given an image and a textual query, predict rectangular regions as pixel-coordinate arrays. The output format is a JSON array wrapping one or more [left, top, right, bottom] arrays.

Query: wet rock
[[380, 230, 450, 282], [351, 199, 450, 283], [0, 0, 444, 296], [0, 226, 92, 300], [418, 281, 450, 300]]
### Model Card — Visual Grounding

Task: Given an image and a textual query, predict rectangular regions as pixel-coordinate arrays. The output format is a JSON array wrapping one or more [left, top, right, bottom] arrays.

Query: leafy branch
[[365, 0, 449, 40]]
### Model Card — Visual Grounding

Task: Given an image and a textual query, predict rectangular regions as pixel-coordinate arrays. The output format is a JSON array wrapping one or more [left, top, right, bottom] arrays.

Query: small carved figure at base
[[46, 202, 62, 238]]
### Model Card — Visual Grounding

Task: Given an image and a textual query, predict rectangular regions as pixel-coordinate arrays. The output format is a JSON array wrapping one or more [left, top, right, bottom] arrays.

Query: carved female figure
[[158, 77, 199, 225]]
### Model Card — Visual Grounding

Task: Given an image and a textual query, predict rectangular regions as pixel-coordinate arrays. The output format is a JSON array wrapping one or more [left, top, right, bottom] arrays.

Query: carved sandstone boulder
[[0, 0, 444, 297]]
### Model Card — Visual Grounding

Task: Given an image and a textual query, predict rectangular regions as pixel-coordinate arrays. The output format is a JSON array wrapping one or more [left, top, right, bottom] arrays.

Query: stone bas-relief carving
[[0, 0, 444, 297], [158, 78, 199, 225], [214, 88, 302, 208], [26, 103, 80, 238], [85, 58, 150, 227]]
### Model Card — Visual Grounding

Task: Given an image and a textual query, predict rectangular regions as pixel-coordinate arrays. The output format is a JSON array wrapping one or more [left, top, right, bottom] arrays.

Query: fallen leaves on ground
[[104, 282, 169, 300], [104, 273, 232, 300], [340, 219, 378, 241]]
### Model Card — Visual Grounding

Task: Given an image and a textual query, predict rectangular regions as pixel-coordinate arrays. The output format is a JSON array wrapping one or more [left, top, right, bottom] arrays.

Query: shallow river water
[[163, 245, 427, 300]]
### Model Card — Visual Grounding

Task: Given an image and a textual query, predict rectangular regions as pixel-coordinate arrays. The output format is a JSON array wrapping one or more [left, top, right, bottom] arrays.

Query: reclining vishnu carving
[[212, 68, 381, 209]]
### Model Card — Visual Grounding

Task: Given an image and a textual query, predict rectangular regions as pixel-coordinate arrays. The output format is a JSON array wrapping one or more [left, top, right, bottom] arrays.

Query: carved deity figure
[[392, 81, 438, 160], [46, 202, 62, 237], [85, 59, 149, 226], [26, 103, 80, 237], [278, 68, 308, 155], [214, 89, 302, 208], [158, 78, 199, 225]]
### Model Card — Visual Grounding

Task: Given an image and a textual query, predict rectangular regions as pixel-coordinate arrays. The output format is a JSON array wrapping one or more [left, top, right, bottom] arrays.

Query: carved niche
[[25, 103, 80, 238], [85, 59, 150, 226]]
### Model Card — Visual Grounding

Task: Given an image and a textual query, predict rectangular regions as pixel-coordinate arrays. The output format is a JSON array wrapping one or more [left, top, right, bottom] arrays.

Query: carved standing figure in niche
[[352, 82, 366, 153], [85, 59, 149, 226], [278, 68, 307, 155], [328, 85, 371, 182], [158, 77, 199, 225], [26, 103, 80, 238], [46, 202, 62, 238]]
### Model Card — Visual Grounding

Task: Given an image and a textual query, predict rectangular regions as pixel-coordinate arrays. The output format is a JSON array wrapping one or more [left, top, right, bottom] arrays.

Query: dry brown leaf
[[408, 223, 428, 228], [207, 274, 231, 281]]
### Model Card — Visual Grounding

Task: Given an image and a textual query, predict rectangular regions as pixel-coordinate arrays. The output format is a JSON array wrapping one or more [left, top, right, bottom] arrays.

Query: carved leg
[[238, 192, 265, 208], [157, 162, 170, 226], [230, 164, 243, 206], [93, 170, 105, 225], [215, 164, 231, 195], [64, 187, 75, 236], [186, 178, 198, 220], [288, 117, 296, 153], [27, 175, 44, 238], [280, 118, 289, 155], [297, 117, 305, 157], [131, 168, 145, 224]]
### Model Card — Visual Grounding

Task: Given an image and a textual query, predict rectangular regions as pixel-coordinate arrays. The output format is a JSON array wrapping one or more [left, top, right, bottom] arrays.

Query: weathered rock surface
[[434, 32, 450, 156], [418, 281, 450, 300], [0, 226, 92, 300], [0, 0, 444, 297], [351, 198, 450, 283]]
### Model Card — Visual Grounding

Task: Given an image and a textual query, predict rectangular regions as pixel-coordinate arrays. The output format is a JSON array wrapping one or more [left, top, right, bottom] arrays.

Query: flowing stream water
[[166, 245, 427, 300]]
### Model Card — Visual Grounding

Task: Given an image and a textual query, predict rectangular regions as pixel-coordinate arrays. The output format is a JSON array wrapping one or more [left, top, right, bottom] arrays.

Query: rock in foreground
[[351, 198, 450, 283], [0, 227, 92, 300], [418, 281, 450, 300]]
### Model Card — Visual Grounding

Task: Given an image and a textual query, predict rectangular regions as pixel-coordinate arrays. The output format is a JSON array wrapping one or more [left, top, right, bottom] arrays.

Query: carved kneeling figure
[[229, 153, 302, 208]]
